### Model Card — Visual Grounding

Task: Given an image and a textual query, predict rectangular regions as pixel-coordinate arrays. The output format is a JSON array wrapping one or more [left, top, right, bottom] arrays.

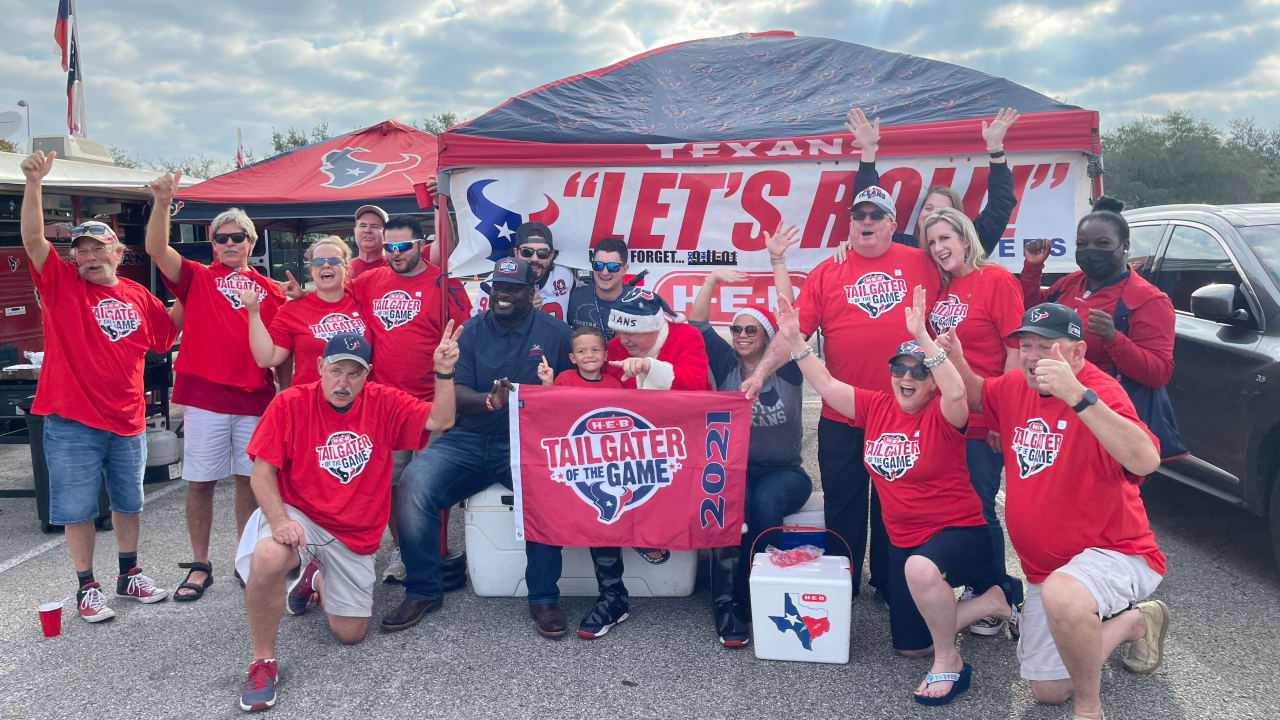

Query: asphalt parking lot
[[0, 393, 1277, 720]]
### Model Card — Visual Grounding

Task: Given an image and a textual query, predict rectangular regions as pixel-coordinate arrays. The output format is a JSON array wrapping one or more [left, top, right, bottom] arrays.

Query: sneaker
[[1123, 599, 1170, 674], [577, 593, 630, 639], [285, 557, 321, 616], [968, 615, 1004, 636], [77, 581, 116, 623], [239, 659, 278, 712], [116, 567, 170, 603], [382, 547, 406, 584]]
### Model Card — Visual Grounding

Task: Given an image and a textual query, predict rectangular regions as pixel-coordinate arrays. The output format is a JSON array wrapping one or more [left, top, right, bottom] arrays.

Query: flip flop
[[173, 561, 213, 602], [633, 547, 670, 565], [912, 662, 972, 706]]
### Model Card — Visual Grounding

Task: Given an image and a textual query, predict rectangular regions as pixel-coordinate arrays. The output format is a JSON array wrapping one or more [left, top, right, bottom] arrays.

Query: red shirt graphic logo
[[215, 272, 266, 310], [843, 271, 908, 319], [315, 431, 374, 484], [371, 290, 421, 330], [91, 298, 141, 342], [929, 293, 969, 334], [308, 312, 366, 341], [1011, 418, 1064, 478], [863, 432, 921, 481]]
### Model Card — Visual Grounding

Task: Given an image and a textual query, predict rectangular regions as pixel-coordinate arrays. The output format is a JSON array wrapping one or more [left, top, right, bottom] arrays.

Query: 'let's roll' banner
[[510, 385, 750, 550]]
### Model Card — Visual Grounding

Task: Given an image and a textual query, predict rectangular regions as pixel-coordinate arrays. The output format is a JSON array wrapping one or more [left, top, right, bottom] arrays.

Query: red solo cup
[[37, 602, 62, 637]]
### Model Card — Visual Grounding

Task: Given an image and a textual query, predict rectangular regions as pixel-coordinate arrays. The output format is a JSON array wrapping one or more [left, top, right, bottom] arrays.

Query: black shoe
[[714, 601, 750, 648], [530, 602, 568, 638], [578, 593, 630, 639], [380, 596, 442, 631]]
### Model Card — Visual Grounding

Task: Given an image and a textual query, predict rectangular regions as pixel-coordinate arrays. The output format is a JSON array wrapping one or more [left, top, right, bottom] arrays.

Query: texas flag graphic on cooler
[[769, 593, 831, 650]]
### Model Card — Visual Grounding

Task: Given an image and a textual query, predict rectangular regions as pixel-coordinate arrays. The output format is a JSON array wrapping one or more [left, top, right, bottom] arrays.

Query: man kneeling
[[233, 328, 460, 712]]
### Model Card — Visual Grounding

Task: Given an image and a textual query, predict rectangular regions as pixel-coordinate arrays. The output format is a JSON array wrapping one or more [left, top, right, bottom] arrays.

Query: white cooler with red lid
[[749, 551, 852, 664]]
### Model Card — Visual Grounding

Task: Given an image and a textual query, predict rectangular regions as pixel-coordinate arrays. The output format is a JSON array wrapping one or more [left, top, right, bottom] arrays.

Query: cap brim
[[323, 353, 370, 368], [71, 234, 113, 244], [1007, 326, 1071, 339], [353, 205, 388, 222], [888, 353, 926, 364]]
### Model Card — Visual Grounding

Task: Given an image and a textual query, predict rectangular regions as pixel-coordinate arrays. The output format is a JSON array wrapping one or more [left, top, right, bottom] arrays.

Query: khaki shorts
[[234, 506, 376, 618], [1017, 547, 1163, 681], [182, 406, 258, 481]]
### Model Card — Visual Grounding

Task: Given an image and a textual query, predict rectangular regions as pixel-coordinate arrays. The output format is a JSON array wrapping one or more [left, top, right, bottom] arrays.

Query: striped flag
[[236, 128, 245, 169], [54, 0, 70, 71], [58, 0, 87, 136]]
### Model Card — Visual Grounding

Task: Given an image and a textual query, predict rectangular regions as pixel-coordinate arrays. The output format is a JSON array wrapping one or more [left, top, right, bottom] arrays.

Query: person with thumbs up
[[146, 172, 286, 600], [944, 302, 1170, 720]]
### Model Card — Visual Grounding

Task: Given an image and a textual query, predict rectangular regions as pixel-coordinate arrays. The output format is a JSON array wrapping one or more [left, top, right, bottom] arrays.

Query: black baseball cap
[[1009, 303, 1084, 340], [514, 221, 553, 249], [491, 256, 534, 286], [322, 332, 372, 369], [888, 340, 926, 364]]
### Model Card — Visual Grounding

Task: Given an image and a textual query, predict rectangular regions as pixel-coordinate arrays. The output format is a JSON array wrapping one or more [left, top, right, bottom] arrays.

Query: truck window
[[1154, 225, 1245, 314]]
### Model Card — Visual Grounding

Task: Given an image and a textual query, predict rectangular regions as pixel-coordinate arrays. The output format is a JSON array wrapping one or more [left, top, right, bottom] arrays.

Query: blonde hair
[[209, 207, 258, 242], [303, 235, 352, 280], [921, 207, 990, 283]]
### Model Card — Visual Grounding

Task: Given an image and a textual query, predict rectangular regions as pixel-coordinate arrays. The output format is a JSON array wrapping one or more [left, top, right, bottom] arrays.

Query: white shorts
[[1018, 547, 1164, 681], [181, 406, 258, 482], [234, 506, 375, 618]]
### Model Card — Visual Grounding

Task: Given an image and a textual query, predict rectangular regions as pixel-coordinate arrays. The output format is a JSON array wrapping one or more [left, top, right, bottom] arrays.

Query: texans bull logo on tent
[[319, 147, 423, 189], [466, 179, 560, 261]]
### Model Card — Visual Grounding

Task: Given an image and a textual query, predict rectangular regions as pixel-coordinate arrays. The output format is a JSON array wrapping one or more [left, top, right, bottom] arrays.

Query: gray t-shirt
[[694, 320, 803, 467], [567, 283, 622, 340]]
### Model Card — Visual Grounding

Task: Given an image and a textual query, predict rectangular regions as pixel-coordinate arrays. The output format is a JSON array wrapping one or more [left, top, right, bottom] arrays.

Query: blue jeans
[[965, 438, 1007, 582], [44, 414, 146, 525], [742, 463, 813, 555], [397, 429, 563, 604]]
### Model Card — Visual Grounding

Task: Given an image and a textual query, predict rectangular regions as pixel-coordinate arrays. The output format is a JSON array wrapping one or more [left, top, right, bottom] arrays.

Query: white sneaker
[[382, 547, 406, 583]]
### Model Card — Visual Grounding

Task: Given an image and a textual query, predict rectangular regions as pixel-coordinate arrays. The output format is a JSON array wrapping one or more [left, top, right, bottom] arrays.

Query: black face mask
[[1076, 247, 1123, 281]]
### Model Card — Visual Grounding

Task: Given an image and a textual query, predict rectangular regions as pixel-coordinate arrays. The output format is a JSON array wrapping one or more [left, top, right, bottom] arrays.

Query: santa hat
[[608, 287, 682, 334], [734, 304, 777, 338]]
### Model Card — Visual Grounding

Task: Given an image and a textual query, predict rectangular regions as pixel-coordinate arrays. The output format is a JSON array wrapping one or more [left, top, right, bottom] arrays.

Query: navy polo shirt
[[455, 307, 573, 436]]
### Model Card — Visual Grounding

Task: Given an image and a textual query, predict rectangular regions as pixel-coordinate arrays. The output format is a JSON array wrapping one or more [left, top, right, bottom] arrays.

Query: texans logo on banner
[[540, 408, 686, 524], [864, 431, 921, 481], [318, 147, 422, 189], [370, 290, 421, 330], [466, 179, 560, 261], [843, 271, 908, 318], [315, 431, 373, 484], [769, 593, 831, 651], [1012, 417, 1064, 478], [929, 293, 970, 334], [92, 298, 141, 342], [215, 272, 265, 310], [308, 312, 366, 341]]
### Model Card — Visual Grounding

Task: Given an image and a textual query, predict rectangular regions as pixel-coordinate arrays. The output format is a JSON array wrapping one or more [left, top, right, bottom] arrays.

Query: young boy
[[539, 326, 623, 388]]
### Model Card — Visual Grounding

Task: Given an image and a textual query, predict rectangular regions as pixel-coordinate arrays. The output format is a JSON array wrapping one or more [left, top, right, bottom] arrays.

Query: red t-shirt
[[853, 388, 984, 547], [268, 292, 370, 387], [929, 264, 1023, 438], [247, 381, 431, 555], [348, 264, 471, 401], [554, 368, 624, 388], [350, 256, 387, 278], [981, 362, 1166, 583], [30, 249, 177, 435], [794, 243, 940, 421], [605, 321, 710, 390], [163, 258, 284, 395]]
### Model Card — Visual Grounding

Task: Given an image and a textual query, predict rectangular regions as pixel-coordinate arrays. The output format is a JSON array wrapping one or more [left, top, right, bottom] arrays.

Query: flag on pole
[[58, 0, 86, 136], [236, 128, 245, 169]]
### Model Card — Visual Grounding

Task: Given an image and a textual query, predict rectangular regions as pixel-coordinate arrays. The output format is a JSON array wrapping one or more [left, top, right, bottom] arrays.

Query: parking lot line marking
[[0, 480, 185, 576]]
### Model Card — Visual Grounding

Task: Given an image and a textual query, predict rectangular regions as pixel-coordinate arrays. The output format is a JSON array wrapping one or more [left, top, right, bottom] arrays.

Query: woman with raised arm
[[845, 107, 1019, 253], [688, 227, 811, 648], [775, 286, 1021, 707]]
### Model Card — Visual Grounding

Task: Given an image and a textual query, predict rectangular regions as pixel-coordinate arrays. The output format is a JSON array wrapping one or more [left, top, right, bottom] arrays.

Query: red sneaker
[[77, 581, 117, 623], [116, 567, 170, 603]]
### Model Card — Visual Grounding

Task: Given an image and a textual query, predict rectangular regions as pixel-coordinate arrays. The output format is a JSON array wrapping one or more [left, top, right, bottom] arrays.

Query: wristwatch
[[1071, 388, 1098, 413]]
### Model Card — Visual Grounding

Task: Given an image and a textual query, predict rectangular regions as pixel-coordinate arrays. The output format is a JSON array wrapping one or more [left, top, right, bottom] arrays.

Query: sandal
[[913, 662, 972, 706], [633, 547, 670, 565], [173, 561, 214, 602]]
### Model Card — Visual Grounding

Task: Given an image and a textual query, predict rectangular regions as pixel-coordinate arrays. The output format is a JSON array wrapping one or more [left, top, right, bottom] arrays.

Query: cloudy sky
[[2, 0, 1278, 166]]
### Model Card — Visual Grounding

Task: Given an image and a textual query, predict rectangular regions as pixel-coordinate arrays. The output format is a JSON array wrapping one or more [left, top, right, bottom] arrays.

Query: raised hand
[[709, 267, 749, 285], [981, 107, 1019, 152], [148, 170, 183, 205], [775, 295, 803, 347], [609, 357, 651, 381], [844, 108, 880, 150], [1034, 343, 1085, 402], [239, 289, 260, 313], [433, 320, 463, 373], [531, 293, 543, 310], [1087, 308, 1117, 342], [20, 151, 56, 183], [764, 223, 801, 260], [1023, 238, 1051, 266], [425, 175, 438, 198], [937, 328, 964, 362], [278, 269, 303, 299], [903, 285, 929, 341], [536, 355, 554, 385]]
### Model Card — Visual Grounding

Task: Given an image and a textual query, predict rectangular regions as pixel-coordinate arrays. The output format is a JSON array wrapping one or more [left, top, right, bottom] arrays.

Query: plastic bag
[[766, 544, 823, 567]]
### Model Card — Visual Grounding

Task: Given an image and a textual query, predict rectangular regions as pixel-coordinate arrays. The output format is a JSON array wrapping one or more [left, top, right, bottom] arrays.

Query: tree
[[109, 145, 140, 168], [0, 139, 16, 153], [1101, 111, 1280, 208], [415, 112, 461, 134], [270, 121, 330, 154]]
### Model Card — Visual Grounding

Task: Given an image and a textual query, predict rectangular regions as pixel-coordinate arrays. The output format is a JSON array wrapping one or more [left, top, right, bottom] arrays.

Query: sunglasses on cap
[[518, 247, 553, 260], [889, 362, 931, 380], [213, 231, 249, 244], [851, 209, 887, 221], [729, 325, 760, 336], [310, 256, 344, 267], [70, 223, 115, 239], [591, 260, 623, 273], [383, 240, 416, 254]]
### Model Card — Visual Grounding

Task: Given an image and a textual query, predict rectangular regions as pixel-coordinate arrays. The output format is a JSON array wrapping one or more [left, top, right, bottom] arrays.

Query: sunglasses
[[729, 325, 760, 336], [213, 231, 249, 244], [591, 260, 623, 273], [383, 241, 416, 254], [851, 209, 887, 221], [889, 362, 931, 380], [518, 247, 553, 260], [310, 257, 344, 267], [71, 224, 114, 239]]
